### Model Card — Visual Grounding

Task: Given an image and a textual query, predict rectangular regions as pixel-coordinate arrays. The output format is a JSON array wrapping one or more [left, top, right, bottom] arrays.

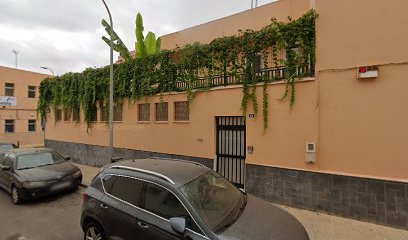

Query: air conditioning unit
[[357, 66, 378, 79], [306, 142, 316, 163]]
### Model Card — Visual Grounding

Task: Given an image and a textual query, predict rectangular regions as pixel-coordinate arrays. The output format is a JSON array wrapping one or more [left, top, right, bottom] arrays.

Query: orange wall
[[313, 0, 408, 180], [161, 0, 311, 50], [317, 65, 408, 180], [45, 0, 408, 182], [0, 66, 49, 145], [315, 0, 408, 71], [46, 79, 317, 167], [0, 66, 48, 110]]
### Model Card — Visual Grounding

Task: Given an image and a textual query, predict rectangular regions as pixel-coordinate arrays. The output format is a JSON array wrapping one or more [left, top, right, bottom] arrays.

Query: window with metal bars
[[28, 120, 36, 132], [174, 101, 189, 121], [254, 53, 264, 73], [5, 120, 15, 133], [55, 109, 62, 122], [5, 83, 14, 96], [90, 105, 98, 122], [138, 103, 150, 122], [100, 105, 107, 122], [28, 86, 36, 98], [114, 104, 123, 122], [72, 108, 80, 122], [64, 109, 71, 122], [155, 102, 168, 122]]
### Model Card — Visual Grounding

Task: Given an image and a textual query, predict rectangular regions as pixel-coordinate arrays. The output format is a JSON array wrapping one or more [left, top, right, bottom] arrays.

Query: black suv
[[81, 158, 309, 240]]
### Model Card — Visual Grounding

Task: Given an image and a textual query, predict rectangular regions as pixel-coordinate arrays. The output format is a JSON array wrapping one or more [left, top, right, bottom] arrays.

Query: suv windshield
[[16, 151, 65, 170], [180, 171, 246, 233]]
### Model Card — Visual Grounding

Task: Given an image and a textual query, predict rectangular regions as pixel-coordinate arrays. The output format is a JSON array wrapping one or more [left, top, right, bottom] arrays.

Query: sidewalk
[[74, 163, 100, 187], [74, 163, 408, 240]]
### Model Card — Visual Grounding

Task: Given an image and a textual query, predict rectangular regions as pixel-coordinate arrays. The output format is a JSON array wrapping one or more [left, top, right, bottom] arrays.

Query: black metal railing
[[173, 65, 313, 92]]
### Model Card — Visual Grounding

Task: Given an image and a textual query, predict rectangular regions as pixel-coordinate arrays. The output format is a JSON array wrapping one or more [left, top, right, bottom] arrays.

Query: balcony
[[173, 64, 314, 92]]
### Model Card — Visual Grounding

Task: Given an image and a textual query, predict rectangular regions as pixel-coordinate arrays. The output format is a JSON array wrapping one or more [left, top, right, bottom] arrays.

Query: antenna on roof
[[251, 0, 259, 9], [12, 49, 19, 69]]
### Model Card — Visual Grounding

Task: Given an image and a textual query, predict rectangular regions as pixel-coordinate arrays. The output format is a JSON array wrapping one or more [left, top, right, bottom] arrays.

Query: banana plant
[[101, 13, 161, 61], [135, 13, 161, 58], [101, 19, 132, 61]]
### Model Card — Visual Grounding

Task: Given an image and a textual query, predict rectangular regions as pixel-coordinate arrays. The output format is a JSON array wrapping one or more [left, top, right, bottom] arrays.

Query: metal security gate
[[216, 116, 246, 188]]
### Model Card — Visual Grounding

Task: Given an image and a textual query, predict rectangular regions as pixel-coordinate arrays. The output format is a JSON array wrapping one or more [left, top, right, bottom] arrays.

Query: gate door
[[216, 116, 246, 188]]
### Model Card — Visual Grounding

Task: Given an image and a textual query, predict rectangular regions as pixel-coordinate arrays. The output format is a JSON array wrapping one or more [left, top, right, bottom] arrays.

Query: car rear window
[[102, 175, 144, 207], [102, 175, 203, 234]]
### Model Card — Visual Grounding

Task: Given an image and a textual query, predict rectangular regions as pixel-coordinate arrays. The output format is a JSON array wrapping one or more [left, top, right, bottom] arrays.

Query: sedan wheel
[[84, 223, 105, 240], [11, 186, 22, 205]]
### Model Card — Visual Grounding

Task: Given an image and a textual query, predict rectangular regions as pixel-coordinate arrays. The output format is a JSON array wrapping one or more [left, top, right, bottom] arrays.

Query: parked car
[[0, 142, 17, 153], [0, 148, 82, 204], [81, 158, 309, 240]]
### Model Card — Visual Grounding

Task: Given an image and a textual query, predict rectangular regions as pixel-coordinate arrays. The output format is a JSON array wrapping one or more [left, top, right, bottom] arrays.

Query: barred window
[[63, 109, 71, 122], [55, 109, 62, 122], [155, 102, 168, 122], [114, 104, 123, 122], [5, 83, 14, 96], [138, 103, 150, 122], [254, 53, 265, 73], [72, 108, 80, 122], [100, 105, 107, 122], [90, 105, 97, 122], [5, 120, 15, 133], [28, 120, 36, 132], [28, 86, 36, 98], [174, 101, 189, 121]]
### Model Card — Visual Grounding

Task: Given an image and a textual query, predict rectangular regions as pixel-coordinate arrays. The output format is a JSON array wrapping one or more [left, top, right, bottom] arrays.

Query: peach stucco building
[[0, 66, 48, 146], [44, 0, 408, 229]]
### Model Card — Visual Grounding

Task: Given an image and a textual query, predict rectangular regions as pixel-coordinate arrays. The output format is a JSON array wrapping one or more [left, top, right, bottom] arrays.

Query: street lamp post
[[40, 66, 55, 76], [101, 0, 114, 163], [12, 49, 19, 69], [40, 66, 55, 147]]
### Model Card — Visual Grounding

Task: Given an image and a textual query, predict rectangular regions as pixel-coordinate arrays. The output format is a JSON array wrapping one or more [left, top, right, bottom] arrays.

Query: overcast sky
[[0, 0, 276, 75]]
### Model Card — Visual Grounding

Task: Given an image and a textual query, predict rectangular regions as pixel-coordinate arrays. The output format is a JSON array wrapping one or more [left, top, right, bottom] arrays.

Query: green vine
[[38, 10, 317, 131]]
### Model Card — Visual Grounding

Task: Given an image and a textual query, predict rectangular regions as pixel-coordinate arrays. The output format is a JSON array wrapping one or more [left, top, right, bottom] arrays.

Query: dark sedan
[[0, 148, 82, 204]]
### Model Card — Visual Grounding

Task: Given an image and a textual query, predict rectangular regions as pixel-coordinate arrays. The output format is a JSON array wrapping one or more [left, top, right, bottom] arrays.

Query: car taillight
[[82, 193, 87, 205]]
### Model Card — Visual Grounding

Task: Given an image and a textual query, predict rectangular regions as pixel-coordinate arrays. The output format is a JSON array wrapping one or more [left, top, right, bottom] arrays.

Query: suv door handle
[[100, 203, 108, 209], [137, 221, 149, 230]]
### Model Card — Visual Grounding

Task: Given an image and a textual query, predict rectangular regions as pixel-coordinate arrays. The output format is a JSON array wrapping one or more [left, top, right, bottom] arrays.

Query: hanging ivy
[[38, 10, 317, 131]]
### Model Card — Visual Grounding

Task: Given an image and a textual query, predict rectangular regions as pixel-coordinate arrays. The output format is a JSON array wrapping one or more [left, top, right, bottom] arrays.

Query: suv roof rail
[[109, 165, 175, 184], [148, 157, 206, 167]]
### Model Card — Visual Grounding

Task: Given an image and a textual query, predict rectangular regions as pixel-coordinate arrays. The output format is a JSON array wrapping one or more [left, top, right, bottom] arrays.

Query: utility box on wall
[[306, 142, 316, 163], [357, 66, 379, 79]]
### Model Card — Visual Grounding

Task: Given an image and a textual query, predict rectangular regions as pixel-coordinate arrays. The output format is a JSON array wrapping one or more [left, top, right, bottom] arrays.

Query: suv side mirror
[[170, 217, 186, 235], [1, 165, 11, 171]]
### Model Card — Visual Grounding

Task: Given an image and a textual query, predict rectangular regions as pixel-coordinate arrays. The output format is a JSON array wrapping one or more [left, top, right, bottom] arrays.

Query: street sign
[[0, 96, 17, 106]]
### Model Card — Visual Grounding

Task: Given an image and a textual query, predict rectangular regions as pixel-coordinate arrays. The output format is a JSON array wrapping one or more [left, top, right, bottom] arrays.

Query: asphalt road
[[0, 187, 84, 240], [1, 184, 407, 240]]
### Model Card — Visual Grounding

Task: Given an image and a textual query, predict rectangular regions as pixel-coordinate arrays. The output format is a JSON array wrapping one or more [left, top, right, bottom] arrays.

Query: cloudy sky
[[0, 0, 276, 75]]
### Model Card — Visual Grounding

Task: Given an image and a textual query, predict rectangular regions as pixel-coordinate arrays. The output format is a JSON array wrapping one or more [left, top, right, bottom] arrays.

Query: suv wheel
[[11, 185, 23, 205], [84, 222, 106, 240]]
